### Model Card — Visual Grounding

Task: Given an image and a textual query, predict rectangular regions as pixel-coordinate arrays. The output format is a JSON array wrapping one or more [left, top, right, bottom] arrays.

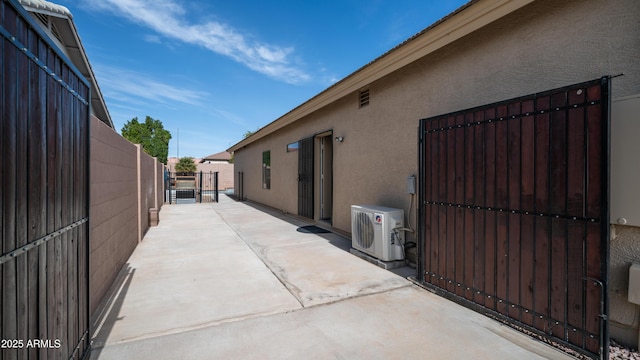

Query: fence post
[[136, 144, 142, 243], [170, 172, 173, 204], [198, 171, 202, 203], [153, 157, 158, 209], [215, 172, 219, 202]]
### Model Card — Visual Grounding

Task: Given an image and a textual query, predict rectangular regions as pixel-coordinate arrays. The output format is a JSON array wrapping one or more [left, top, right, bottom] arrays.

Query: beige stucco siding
[[235, 0, 640, 231], [197, 162, 235, 190], [233, 0, 640, 346]]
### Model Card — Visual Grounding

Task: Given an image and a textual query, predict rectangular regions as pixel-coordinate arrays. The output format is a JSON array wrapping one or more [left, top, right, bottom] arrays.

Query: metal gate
[[298, 136, 314, 219], [298, 136, 314, 218], [237, 171, 244, 201], [418, 78, 610, 359], [1, 0, 91, 358], [166, 171, 219, 204]]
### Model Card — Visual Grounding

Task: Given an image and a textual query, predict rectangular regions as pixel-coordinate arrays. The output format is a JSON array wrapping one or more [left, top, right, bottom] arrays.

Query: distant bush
[[175, 157, 197, 173]]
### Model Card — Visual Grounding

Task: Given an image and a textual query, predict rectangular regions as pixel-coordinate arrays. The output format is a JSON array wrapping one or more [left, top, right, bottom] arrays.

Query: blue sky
[[58, 0, 467, 159]]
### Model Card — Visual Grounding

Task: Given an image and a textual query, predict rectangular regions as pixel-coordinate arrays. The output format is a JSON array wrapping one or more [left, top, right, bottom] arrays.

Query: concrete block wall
[[89, 116, 165, 315], [156, 159, 163, 211], [137, 145, 157, 242], [197, 162, 234, 190], [166, 161, 234, 191]]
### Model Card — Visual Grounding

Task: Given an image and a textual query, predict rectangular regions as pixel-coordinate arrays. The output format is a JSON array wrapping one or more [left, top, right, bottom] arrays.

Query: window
[[359, 89, 370, 108], [286, 142, 299, 152], [262, 151, 271, 189]]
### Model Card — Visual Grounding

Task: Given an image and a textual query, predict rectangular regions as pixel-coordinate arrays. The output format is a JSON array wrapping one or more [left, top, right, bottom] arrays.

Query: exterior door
[[298, 136, 314, 218], [319, 135, 333, 222]]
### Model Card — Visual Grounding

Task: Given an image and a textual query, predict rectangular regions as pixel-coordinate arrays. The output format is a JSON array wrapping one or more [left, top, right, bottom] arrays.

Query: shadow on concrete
[[296, 225, 330, 234], [90, 264, 136, 359], [223, 195, 417, 278]]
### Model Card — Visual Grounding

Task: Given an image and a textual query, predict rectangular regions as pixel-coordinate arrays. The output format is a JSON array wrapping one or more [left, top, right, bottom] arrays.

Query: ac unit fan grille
[[354, 211, 374, 248]]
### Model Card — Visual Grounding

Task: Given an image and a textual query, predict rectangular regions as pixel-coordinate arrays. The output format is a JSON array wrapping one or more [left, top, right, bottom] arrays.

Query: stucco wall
[[197, 162, 235, 190], [232, 0, 640, 346], [166, 159, 234, 190], [89, 117, 166, 316], [610, 225, 640, 346], [235, 0, 639, 226]]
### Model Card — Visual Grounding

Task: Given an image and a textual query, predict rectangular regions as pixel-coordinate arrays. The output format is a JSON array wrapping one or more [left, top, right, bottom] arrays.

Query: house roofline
[[64, 16, 115, 129], [227, 0, 534, 153], [18, 0, 71, 18], [20, 0, 115, 129]]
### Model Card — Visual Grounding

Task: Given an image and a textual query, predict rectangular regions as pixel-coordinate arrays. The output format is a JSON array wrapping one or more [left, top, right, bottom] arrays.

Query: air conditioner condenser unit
[[351, 205, 404, 262]]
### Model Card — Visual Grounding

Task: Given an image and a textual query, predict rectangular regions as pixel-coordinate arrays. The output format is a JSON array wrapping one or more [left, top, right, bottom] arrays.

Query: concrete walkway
[[90, 195, 575, 359]]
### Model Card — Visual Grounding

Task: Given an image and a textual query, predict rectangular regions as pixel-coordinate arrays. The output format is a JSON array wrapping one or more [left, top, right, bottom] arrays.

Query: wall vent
[[34, 12, 48, 27], [49, 21, 63, 45], [32, 12, 64, 45], [359, 89, 370, 108]]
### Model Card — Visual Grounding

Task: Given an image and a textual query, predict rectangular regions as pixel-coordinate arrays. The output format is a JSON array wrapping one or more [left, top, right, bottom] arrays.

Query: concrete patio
[[90, 195, 575, 359]]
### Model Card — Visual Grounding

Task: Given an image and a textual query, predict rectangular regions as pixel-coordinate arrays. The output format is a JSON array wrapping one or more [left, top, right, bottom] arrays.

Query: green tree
[[175, 157, 197, 173], [121, 116, 172, 164], [243, 127, 259, 139]]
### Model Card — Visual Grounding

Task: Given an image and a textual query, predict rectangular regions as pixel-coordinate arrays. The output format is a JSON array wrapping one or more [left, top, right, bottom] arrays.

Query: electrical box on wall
[[611, 95, 640, 227], [628, 263, 640, 305], [407, 175, 416, 194]]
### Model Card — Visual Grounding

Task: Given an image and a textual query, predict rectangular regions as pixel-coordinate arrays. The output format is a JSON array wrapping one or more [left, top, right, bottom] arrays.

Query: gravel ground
[[489, 316, 638, 359], [610, 340, 640, 360]]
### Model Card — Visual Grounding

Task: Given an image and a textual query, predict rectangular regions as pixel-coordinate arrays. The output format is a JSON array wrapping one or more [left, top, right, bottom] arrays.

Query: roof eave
[[200, 151, 232, 163], [20, 0, 115, 129], [58, 16, 115, 129], [18, 0, 71, 18], [227, 0, 534, 153]]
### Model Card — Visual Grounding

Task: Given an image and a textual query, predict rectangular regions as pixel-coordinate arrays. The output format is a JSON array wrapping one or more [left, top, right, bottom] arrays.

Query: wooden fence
[[419, 78, 610, 359], [1, 1, 91, 358]]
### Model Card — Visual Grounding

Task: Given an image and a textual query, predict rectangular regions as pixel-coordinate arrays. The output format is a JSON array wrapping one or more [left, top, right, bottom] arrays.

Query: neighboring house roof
[[200, 151, 232, 163], [19, 0, 114, 129], [228, 0, 535, 153]]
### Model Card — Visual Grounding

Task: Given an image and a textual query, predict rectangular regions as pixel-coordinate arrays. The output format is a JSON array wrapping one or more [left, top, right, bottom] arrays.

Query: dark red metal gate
[[1, 1, 91, 358], [298, 136, 314, 219], [418, 78, 610, 359]]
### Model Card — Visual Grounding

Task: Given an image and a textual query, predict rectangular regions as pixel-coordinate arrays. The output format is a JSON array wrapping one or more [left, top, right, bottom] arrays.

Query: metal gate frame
[[1, 0, 91, 358], [237, 171, 244, 201], [165, 171, 219, 204], [199, 171, 219, 203], [418, 78, 610, 359], [298, 136, 314, 218]]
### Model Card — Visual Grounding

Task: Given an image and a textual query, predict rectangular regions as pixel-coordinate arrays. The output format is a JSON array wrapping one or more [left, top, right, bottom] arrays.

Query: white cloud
[[209, 108, 249, 128], [256, 45, 290, 64], [143, 34, 162, 44], [94, 64, 209, 106], [85, 0, 310, 84]]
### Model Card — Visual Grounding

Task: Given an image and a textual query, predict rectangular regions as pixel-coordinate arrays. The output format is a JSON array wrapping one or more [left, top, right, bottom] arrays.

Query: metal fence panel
[[166, 171, 219, 204], [298, 137, 314, 218], [1, 0, 91, 358], [418, 78, 610, 359]]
